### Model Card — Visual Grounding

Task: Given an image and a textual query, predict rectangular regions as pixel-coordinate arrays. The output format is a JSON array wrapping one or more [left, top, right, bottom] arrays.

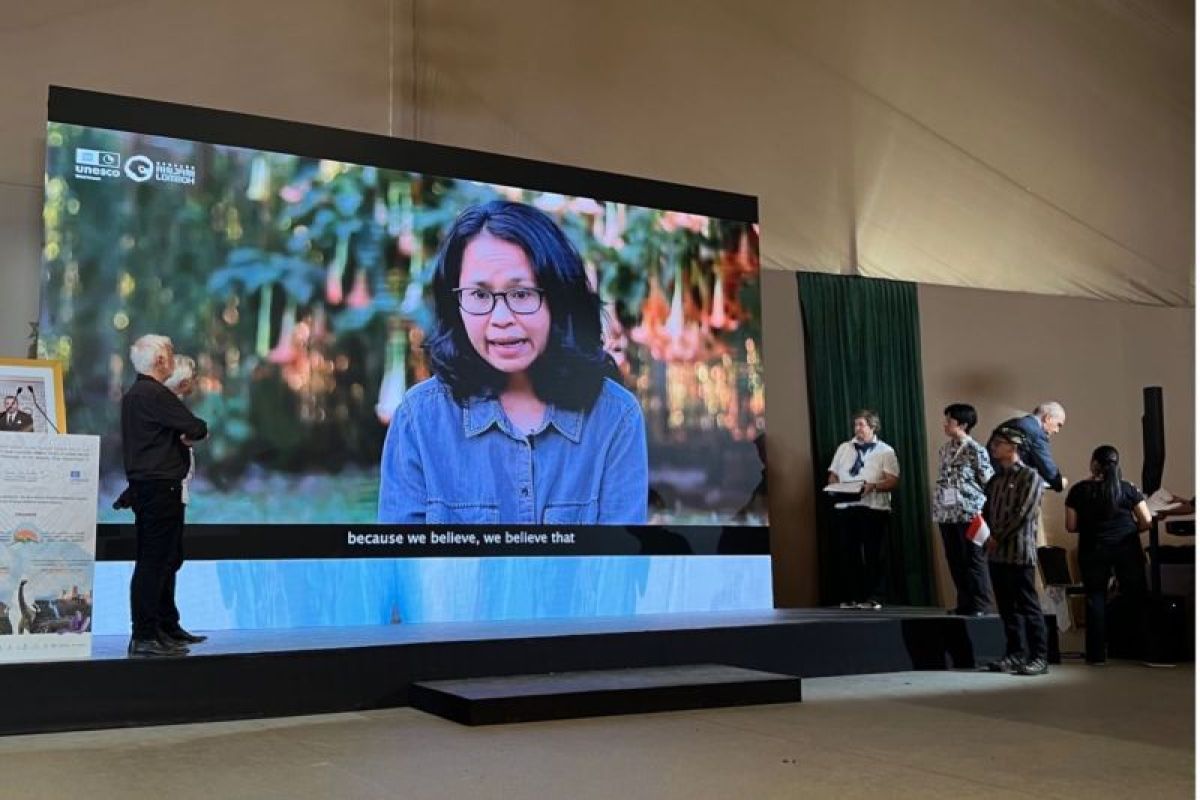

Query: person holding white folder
[[826, 409, 900, 610]]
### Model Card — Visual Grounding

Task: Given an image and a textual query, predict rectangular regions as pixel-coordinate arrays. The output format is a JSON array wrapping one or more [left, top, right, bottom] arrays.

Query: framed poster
[[0, 358, 66, 434], [0, 432, 99, 661]]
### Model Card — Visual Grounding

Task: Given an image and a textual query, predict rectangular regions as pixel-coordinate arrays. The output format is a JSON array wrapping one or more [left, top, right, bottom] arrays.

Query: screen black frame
[[49, 87, 757, 223]]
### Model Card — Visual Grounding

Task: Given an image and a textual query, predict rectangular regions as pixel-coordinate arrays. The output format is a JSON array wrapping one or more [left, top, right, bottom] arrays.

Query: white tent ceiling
[[0, 0, 1192, 306]]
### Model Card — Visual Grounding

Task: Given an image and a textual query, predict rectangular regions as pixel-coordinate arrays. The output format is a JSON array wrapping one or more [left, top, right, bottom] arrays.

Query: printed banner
[[0, 433, 99, 662]]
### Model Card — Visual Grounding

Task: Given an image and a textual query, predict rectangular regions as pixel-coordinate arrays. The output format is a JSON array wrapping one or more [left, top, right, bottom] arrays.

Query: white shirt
[[828, 439, 900, 512], [181, 448, 195, 505]]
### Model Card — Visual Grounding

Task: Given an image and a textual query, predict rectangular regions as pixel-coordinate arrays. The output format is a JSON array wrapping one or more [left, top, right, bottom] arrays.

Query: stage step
[[409, 663, 802, 725]]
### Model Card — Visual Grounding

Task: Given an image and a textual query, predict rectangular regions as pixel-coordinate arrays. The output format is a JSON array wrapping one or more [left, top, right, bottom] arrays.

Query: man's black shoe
[[986, 654, 1024, 672], [128, 638, 189, 658], [160, 627, 207, 645], [1015, 658, 1049, 676]]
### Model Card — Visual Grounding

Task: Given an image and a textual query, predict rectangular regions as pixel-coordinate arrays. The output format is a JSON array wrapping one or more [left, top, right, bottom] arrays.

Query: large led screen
[[40, 89, 766, 560]]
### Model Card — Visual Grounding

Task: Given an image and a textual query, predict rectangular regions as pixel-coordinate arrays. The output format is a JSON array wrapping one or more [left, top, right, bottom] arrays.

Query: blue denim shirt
[[378, 377, 649, 524]]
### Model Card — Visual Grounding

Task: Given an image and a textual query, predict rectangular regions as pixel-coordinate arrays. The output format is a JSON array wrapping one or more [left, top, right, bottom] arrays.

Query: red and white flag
[[965, 514, 990, 547]]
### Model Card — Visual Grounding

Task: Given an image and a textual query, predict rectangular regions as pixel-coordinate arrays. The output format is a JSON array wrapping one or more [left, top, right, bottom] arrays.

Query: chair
[[1037, 545, 1086, 659]]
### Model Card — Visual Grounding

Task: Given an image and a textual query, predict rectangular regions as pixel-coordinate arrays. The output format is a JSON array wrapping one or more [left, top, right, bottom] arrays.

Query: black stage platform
[[2, 608, 1057, 735], [410, 664, 804, 725]]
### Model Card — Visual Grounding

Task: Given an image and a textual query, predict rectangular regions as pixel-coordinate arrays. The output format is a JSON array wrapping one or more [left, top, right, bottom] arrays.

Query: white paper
[[1146, 488, 1184, 515], [0, 433, 99, 663], [824, 481, 865, 495]]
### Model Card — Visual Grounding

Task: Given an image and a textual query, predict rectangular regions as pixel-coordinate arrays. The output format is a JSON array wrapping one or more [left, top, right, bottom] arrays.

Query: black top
[[121, 374, 208, 481], [1065, 479, 1145, 547]]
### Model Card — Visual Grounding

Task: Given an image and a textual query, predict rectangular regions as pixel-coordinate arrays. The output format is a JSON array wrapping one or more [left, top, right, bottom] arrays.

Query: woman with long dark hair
[[378, 200, 648, 524], [1064, 445, 1152, 664]]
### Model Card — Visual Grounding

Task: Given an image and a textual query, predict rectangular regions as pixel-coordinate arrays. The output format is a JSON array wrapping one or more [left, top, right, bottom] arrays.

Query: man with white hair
[[121, 335, 208, 658], [998, 402, 1068, 550], [999, 402, 1068, 493]]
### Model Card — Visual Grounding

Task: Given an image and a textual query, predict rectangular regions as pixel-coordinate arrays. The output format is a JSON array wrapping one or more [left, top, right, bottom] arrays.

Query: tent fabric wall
[[407, 0, 1192, 305]]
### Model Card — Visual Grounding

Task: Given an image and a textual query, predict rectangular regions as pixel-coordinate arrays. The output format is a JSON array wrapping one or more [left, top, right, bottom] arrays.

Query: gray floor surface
[[0, 660, 1191, 799]]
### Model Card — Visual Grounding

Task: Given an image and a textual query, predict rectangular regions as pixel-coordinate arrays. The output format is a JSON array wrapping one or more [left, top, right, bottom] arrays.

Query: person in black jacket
[[121, 334, 209, 658], [1065, 445, 1152, 664], [999, 402, 1068, 548], [999, 402, 1068, 493]]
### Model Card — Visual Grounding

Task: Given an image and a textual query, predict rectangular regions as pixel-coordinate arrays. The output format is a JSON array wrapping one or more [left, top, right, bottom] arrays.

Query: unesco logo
[[75, 148, 121, 169], [124, 155, 155, 183], [73, 148, 122, 181]]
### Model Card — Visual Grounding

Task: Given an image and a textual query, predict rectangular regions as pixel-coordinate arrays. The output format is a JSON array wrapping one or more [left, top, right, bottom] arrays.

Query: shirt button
[[521, 487, 529, 496]]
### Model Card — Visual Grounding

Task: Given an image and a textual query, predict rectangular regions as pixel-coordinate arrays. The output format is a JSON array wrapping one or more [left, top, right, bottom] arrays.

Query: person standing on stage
[[1065, 445, 1152, 664], [121, 335, 209, 658], [932, 403, 994, 616], [982, 425, 1048, 676], [827, 409, 900, 610], [999, 402, 1067, 546], [999, 402, 1068, 492]]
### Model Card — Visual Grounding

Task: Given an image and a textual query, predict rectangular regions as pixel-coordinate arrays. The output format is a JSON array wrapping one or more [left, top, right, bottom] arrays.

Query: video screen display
[[40, 90, 766, 557]]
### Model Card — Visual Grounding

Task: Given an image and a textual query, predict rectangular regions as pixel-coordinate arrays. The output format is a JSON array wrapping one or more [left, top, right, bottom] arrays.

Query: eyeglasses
[[453, 287, 545, 315]]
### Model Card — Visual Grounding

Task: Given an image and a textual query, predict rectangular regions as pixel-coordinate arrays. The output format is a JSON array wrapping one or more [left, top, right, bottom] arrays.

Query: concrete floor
[[1, 662, 1192, 799]]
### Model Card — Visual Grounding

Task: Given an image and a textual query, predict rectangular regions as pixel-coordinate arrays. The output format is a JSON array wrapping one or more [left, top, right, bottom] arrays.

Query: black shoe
[[1015, 658, 1048, 676], [986, 654, 1024, 672], [160, 626, 207, 644], [128, 638, 189, 658]]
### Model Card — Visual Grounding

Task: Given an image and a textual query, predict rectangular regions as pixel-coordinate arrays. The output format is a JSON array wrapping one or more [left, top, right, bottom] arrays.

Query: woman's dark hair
[[943, 403, 978, 433], [425, 200, 615, 410], [1090, 444, 1123, 514]]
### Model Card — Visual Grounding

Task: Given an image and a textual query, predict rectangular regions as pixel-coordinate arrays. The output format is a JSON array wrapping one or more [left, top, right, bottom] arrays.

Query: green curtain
[[796, 272, 935, 606]]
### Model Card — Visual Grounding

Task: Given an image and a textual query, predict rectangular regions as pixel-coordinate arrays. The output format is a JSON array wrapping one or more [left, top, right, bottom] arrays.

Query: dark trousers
[[1079, 537, 1146, 663], [988, 562, 1047, 661], [835, 507, 889, 603], [129, 480, 185, 639], [939, 522, 992, 614]]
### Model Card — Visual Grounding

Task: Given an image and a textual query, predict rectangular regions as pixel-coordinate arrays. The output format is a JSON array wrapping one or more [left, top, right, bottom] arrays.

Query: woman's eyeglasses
[[453, 287, 545, 315]]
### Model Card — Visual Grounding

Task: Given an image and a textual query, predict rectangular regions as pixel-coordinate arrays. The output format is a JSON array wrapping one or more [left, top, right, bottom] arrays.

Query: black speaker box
[[1141, 386, 1165, 495]]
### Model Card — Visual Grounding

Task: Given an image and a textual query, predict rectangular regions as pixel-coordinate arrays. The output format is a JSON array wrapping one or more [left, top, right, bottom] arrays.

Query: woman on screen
[[378, 200, 648, 524]]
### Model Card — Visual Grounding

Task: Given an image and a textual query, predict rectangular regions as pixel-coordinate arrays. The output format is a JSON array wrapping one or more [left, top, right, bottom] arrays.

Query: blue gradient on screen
[[91, 556, 773, 633]]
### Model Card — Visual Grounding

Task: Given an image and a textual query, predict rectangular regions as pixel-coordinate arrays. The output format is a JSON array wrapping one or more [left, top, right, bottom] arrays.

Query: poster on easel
[[0, 432, 99, 663]]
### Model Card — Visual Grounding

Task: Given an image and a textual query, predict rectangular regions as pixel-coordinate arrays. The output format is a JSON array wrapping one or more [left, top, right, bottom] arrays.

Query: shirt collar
[[463, 395, 583, 443]]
